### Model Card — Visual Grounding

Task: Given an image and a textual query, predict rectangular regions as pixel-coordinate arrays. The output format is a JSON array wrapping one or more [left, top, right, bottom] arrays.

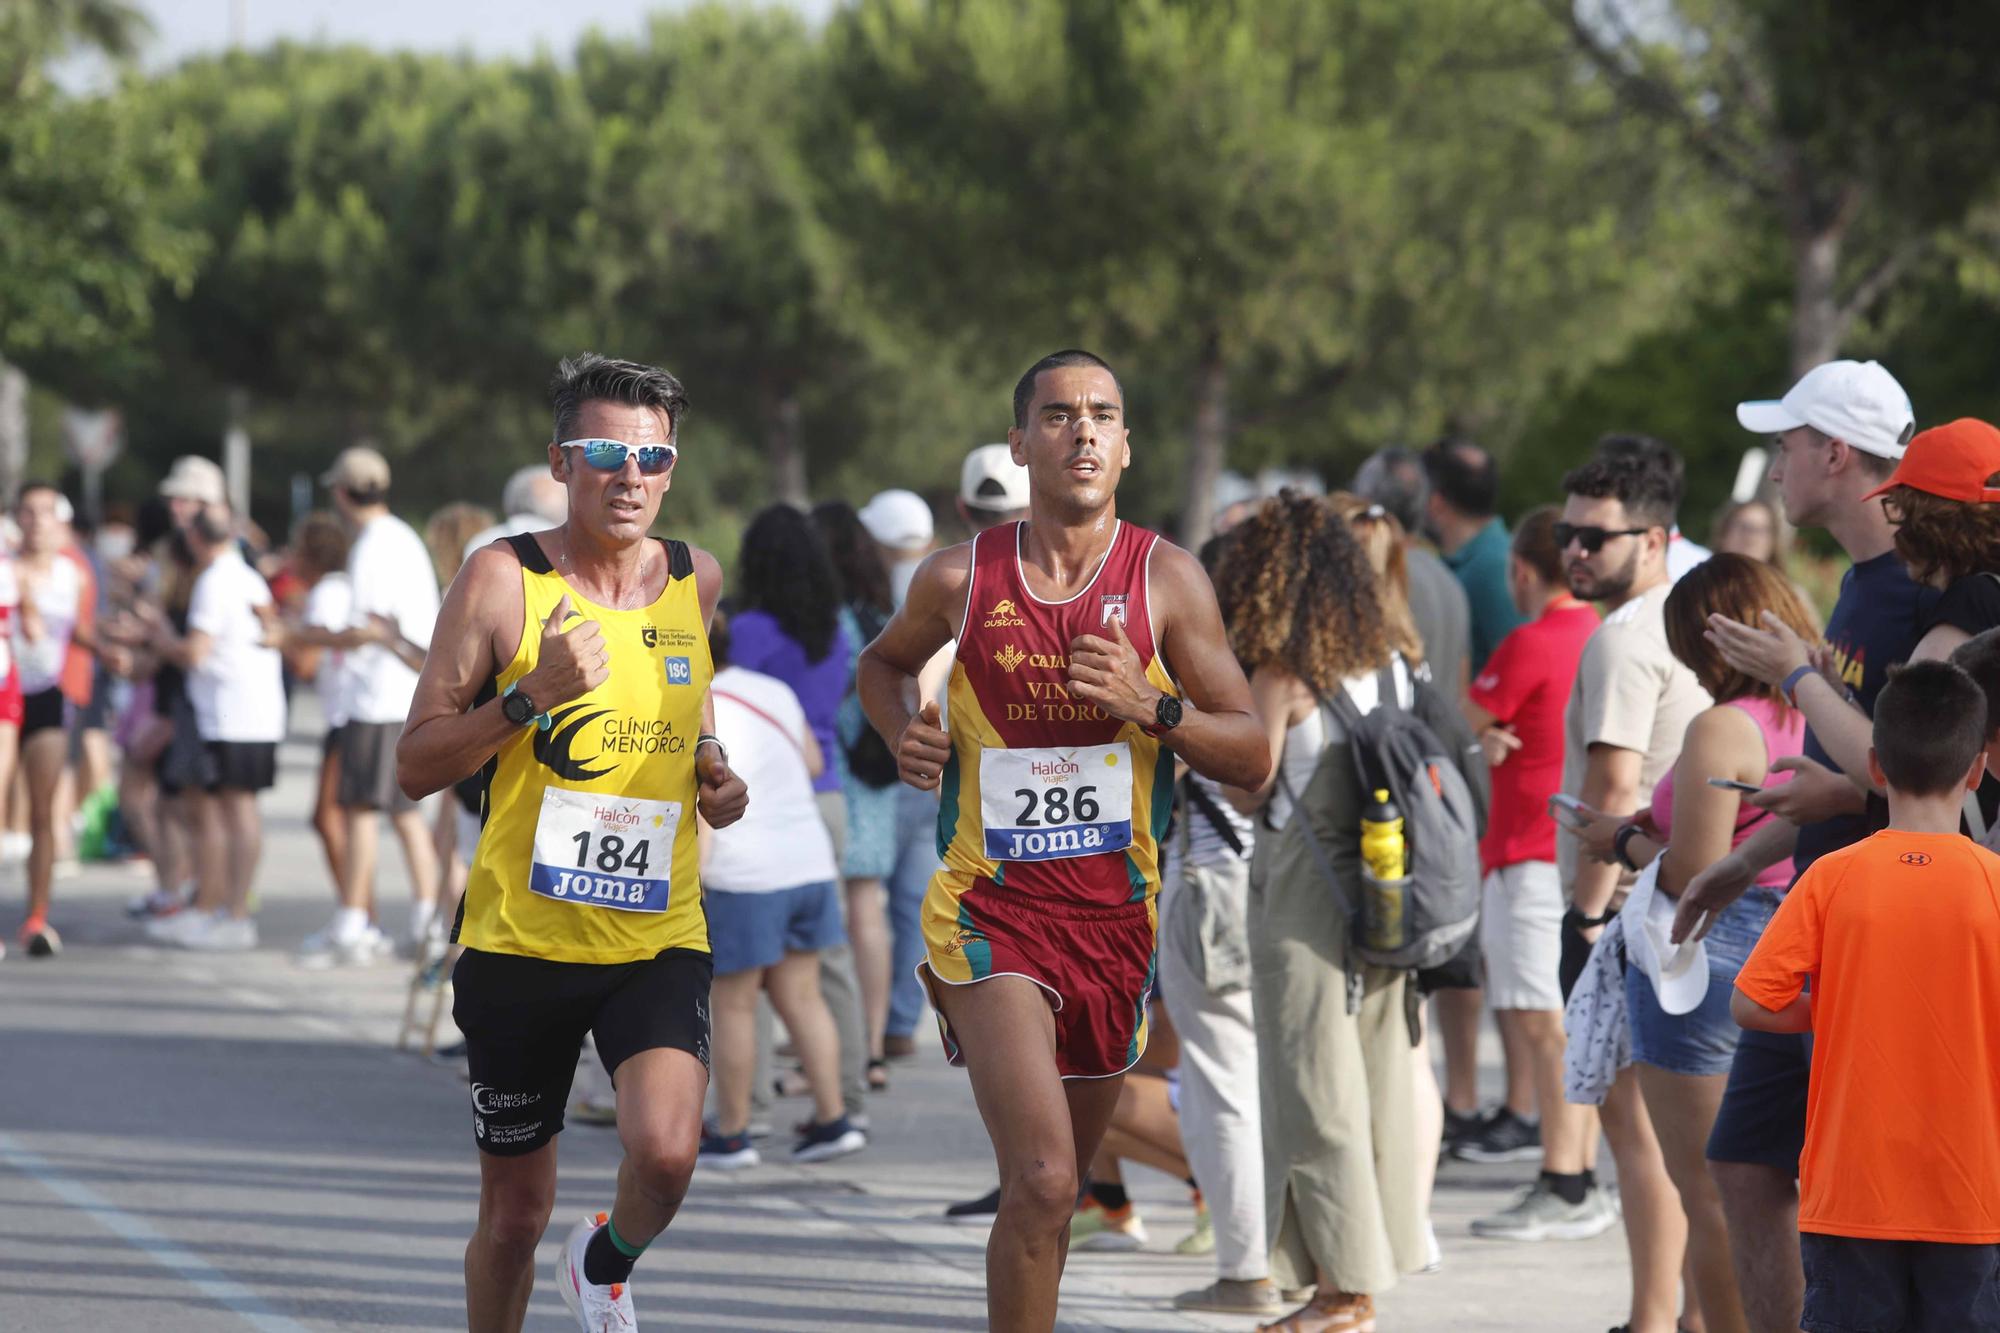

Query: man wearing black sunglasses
[[1473, 447, 1709, 1329], [398, 352, 750, 1333]]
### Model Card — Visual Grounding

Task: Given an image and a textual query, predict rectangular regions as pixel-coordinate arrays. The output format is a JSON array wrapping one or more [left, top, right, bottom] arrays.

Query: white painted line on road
[[0, 1130, 314, 1333]]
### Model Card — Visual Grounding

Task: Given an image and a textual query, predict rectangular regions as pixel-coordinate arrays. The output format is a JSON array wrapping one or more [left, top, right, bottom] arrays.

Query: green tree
[[1549, 0, 2000, 378], [819, 0, 1722, 542]]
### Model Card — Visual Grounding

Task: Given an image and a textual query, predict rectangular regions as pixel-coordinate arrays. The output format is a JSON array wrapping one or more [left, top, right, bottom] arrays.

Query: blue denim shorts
[[1626, 886, 1781, 1077], [704, 881, 845, 977]]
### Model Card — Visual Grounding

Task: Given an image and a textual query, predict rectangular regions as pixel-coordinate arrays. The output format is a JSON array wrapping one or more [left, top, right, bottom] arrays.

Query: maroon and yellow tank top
[[939, 520, 1179, 909]]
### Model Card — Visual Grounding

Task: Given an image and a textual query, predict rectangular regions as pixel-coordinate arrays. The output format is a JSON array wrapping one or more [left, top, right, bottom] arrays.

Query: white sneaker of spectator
[[0, 830, 29, 867], [298, 915, 392, 968], [181, 915, 257, 952], [145, 910, 215, 945], [126, 885, 190, 919]]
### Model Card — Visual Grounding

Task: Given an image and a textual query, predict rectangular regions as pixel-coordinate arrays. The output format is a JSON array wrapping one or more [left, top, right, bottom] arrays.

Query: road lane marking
[[0, 1130, 313, 1332]]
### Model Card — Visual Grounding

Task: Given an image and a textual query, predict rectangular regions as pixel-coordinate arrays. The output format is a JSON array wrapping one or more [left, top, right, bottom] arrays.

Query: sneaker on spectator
[[183, 916, 257, 952], [792, 1115, 866, 1164], [1070, 1197, 1147, 1251], [145, 910, 211, 945], [1470, 1178, 1618, 1242], [945, 1185, 1001, 1224], [1453, 1108, 1542, 1164], [1442, 1104, 1488, 1159], [1173, 1278, 1285, 1315], [20, 916, 60, 957], [297, 918, 386, 968], [126, 886, 186, 919], [697, 1128, 761, 1171], [1419, 1218, 1443, 1274], [1175, 1193, 1214, 1255]]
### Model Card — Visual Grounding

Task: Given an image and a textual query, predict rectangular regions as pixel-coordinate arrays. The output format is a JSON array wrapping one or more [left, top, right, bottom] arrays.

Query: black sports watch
[[1152, 693, 1184, 734], [500, 682, 541, 728]]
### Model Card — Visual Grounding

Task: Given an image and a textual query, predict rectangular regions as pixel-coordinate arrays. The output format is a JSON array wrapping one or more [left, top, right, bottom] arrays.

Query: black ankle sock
[[582, 1223, 639, 1286], [1543, 1170, 1590, 1206], [1088, 1181, 1129, 1211]]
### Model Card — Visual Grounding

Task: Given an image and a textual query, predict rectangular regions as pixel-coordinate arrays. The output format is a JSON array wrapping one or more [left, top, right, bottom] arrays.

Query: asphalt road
[[0, 730, 1630, 1331]]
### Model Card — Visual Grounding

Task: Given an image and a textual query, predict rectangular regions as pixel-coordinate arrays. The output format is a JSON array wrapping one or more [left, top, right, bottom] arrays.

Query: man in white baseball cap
[[958, 444, 1029, 526], [858, 489, 935, 609], [1734, 359, 1916, 459], [1680, 356, 1930, 1333]]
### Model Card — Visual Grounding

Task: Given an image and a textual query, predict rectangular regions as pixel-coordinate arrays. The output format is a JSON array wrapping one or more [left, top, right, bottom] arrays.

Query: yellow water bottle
[[1361, 788, 1407, 951]]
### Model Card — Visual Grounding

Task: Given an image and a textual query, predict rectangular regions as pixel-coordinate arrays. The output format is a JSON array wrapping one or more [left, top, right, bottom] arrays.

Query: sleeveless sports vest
[[941, 520, 1178, 908], [459, 534, 711, 965]]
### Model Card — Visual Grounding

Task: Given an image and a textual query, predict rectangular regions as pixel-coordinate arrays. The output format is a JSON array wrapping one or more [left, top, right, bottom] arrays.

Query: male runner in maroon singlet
[[858, 349, 1269, 1331]]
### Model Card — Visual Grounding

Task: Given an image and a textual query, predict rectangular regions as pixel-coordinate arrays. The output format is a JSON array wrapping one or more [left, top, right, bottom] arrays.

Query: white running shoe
[[183, 915, 257, 952], [556, 1212, 637, 1331], [146, 910, 213, 945], [296, 918, 379, 968]]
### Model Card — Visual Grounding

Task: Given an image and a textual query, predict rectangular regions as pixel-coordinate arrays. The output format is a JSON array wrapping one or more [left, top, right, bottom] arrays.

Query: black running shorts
[[451, 946, 713, 1156]]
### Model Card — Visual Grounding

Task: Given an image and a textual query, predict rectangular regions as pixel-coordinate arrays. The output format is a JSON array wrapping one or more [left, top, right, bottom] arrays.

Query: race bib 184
[[979, 743, 1134, 863], [529, 787, 680, 912]]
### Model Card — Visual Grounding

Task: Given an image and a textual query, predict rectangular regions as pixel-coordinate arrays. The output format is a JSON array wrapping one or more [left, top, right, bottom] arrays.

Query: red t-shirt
[[1466, 600, 1598, 873]]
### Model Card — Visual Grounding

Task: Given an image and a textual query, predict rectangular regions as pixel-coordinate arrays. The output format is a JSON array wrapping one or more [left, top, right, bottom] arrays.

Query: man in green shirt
[[1425, 437, 1523, 673]]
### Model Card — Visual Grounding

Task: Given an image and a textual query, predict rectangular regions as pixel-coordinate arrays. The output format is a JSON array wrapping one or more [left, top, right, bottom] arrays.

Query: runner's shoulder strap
[[659, 537, 694, 581], [503, 532, 553, 574]]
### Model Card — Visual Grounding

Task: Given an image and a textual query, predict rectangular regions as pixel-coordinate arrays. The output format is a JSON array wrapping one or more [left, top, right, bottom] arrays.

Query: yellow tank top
[[459, 534, 711, 965]]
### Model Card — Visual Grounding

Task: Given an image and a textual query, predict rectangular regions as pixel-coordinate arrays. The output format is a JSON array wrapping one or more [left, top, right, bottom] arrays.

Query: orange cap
[[1862, 418, 2000, 504]]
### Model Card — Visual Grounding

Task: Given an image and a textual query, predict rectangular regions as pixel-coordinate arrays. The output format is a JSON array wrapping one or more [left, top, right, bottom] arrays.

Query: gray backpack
[[1285, 664, 1484, 999]]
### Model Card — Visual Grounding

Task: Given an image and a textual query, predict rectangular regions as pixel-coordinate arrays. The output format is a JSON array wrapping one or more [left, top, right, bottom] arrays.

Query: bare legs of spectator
[[391, 807, 440, 941], [311, 741, 348, 899], [845, 875, 891, 1067], [1602, 1068, 1687, 1333], [1094, 1074, 1190, 1181], [1436, 986, 1484, 1119], [212, 788, 262, 920], [1711, 1162, 1801, 1333], [714, 951, 843, 1135], [1634, 1066, 1744, 1333], [1496, 1008, 1565, 1125], [188, 789, 225, 913], [339, 804, 439, 940], [754, 944, 868, 1120], [21, 728, 66, 924]]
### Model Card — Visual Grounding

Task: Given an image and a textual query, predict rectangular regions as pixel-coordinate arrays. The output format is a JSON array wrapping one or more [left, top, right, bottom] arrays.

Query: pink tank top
[[1647, 694, 1805, 892]]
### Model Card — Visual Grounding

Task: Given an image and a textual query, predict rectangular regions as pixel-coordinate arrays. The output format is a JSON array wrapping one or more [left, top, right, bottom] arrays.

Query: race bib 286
[[978, 743, 1134, 863]]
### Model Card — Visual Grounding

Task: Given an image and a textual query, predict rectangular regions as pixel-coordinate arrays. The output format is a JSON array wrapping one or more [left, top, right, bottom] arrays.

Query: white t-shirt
[[462, 513, 547, 567], [343, 513, 439, 724], [303, 572, 353, 728], [188, 548, 286, 743], [704, 666, 838, 893], [14, 556, 82, 695]]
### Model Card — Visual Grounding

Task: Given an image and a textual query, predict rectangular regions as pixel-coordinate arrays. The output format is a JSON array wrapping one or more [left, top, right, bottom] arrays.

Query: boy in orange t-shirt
[[1735, 659, 2000, 1333]]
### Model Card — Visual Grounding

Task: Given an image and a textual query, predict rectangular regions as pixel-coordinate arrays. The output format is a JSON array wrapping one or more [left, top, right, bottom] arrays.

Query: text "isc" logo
[[664, 657, 692, 686]]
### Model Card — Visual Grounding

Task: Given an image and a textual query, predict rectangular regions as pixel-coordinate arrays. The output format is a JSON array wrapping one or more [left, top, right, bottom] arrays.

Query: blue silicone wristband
[[1781, 664, 1814, 707]]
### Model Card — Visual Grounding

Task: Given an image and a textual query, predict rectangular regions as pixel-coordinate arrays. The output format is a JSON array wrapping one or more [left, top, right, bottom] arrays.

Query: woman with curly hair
[[1217, 491, 1431, 1333], [1711, 418, 2000, 798]]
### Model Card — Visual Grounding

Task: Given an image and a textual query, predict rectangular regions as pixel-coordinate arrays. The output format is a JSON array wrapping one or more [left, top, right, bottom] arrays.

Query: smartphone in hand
[[1547, 792, 1594, 831]]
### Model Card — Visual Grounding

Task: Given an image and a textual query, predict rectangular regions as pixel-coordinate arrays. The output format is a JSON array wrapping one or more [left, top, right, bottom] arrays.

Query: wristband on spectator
[[1565, 905, 1613, 930], [1613, 821, 1647, 873], [1781, 664, 1815, 708]]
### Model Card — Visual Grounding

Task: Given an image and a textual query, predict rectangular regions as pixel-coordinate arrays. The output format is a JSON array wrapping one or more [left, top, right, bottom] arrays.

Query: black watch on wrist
[[1152, 694, 1184, 734], [500, 684, 540, 727], [1565, 905, 1613, 930]]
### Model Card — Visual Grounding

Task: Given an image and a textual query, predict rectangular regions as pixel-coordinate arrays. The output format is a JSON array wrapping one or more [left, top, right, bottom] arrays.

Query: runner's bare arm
[[395, 544, 570, 800], [1068, 542, 1269, 791], [857, 543, 971, 790], [691, 547, 749, 828]]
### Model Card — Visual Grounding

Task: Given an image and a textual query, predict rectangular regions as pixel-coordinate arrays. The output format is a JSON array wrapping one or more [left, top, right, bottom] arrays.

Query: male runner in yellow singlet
[[398, 353, 748, 1333], [858, 349, 1269, 1332]]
